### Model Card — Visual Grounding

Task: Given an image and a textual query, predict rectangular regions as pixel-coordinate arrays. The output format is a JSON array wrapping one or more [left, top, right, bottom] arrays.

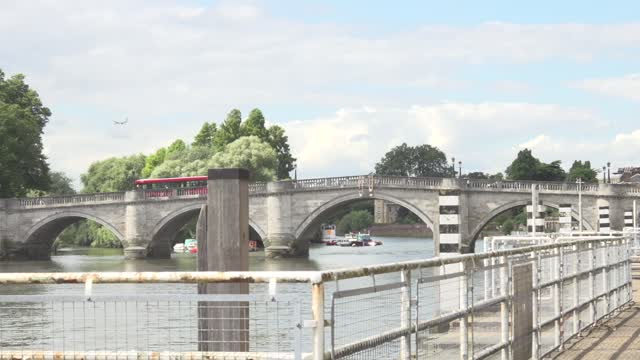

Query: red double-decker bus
[[135, 176, 208, 197]]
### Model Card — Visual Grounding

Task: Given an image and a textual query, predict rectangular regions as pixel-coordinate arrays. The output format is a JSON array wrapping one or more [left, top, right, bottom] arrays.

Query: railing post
[[460, 261, 469, 360], [312, 282, 325, 360], [572, 243, 580, 336], [500, 255, 510, 360], [588, 241, 596, 325], [532, 250, 540, 359], [553, 246, 562, 350], [401, 269, 412, 360], [603, 241, 609, 315]]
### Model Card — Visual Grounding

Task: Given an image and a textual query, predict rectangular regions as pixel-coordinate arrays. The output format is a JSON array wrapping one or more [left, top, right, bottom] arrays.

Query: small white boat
[[173, 243, 185, 253]]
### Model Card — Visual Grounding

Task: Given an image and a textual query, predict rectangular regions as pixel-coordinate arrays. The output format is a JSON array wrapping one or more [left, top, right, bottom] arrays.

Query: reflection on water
[[0, 236, 435, 273]]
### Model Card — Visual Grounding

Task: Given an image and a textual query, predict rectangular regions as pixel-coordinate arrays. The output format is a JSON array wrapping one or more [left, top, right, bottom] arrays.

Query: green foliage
[[56, 220, 122, 248], [0, 69, 51, 197], [27, 171, 76, 197], [209, 136, 277, 182], [167, 139, 187, 157], [505, 149, 566, 181], [213, 109, 242, 150], [502, 219, 514, 235], [241, 109, 268, 139], [81, 154, 146, 192], [337, 210, 374, 234], [192, 122, 218, 147], [375, 143, 451, 177], [266, 125, 296, 179], [567, 160, 597, 183], [141, 148, 166, 178], [48, 171, 76, 195], [465, 172, 506, 181]]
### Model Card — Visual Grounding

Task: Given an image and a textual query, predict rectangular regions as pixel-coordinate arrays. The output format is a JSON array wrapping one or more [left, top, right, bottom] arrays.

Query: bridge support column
[[559, 204, 572, 233], [265, 181, 303, 258], [597, 200, 610, 233], [625, 209, 634, 228], [124, 191, 148, 259]]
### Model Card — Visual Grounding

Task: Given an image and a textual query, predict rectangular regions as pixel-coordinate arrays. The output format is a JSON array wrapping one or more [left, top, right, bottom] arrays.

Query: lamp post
[[294, 163, 298, 181], [607, 162, 611, 183], [577, 178, 583, 233], [458, 161, 462, 179], [451, 157, 456, 178], [602, 166, 606, 183]]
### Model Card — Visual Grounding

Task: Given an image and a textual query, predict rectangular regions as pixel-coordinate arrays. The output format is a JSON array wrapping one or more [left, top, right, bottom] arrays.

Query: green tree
[[267, 125, 296, 179], [166, 139, 187, 157], [466, 172, 489, 179], [505, 149, 566, 181], [193, 122, 218, 147], [47, 171, 75, 195], [141, 147, 166, 178], [81, 154, 146, 192], [0, 69, 51, 197], [241, 109, 268, 139], [337, 210, 374, 234], [567, 160, 597, 183], [213, 109, 242, 150], [502, 219, 514, 235], [375, 143, 450, 177], [27, 171, 76, 197], [209, 136, 277, 182]]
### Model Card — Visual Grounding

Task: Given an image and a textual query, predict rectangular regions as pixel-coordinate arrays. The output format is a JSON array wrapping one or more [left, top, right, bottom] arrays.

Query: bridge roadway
[[1, 175, 640, 260], [554, 264, 640, 359]]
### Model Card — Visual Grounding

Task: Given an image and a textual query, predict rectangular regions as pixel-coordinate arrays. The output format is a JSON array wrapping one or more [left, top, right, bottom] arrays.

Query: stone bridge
[[1, 175, 640, 260]]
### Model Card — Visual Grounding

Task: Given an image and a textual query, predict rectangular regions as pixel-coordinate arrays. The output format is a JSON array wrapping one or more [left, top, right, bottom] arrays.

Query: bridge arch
[[469, 200, 596, 250], [148, 203, 266, 258], [294, 191, 434, 240], [23, 211, 125, 260]]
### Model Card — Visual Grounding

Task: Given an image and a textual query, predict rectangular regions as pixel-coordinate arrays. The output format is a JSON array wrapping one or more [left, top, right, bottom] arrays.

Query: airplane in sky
[[113, 117, 128, 125]]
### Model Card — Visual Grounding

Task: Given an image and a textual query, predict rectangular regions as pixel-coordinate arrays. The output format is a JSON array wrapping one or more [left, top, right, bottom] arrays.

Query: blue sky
[[2, 0, 640, 186]]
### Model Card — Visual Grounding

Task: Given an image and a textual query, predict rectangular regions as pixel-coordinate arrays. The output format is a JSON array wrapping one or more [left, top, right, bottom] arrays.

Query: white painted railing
[[0, 235, 632, 359]]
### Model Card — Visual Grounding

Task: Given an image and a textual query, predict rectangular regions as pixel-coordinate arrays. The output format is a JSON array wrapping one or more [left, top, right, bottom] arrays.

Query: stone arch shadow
[[23, 211, 125, 260], [293, 191, 434, 251], [468, 200, 596, 252], [148, 203, 266, 258]]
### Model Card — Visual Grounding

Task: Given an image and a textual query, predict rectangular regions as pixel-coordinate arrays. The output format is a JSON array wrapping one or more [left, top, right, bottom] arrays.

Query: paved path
[[554, 279, 640, 360]]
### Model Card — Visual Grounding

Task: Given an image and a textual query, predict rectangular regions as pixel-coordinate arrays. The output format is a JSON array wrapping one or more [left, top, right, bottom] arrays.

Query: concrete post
[[197, 168, 250, 352], [265, 181, 302, 258], [0, 199, 6, 259], [124, 190, 147, 259]]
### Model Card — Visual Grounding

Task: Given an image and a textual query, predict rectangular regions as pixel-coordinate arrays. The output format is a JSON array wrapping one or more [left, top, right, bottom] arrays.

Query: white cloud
[[517, 130, 640, 172], [3, 2, 640, 183], [286, 103, 601, 178], [574, 74, 640, 102]]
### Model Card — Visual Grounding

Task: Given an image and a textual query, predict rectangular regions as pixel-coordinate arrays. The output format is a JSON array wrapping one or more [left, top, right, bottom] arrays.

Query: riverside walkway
[[555, 273, 640, 359]]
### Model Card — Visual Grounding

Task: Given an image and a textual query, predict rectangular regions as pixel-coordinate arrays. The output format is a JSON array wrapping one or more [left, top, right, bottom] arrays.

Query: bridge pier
[[124, 191, 148, 259], [264, 181, 305, 258]]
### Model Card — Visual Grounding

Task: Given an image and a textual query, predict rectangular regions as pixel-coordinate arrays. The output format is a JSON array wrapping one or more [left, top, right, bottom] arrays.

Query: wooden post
[[198, 168, 250, 352]]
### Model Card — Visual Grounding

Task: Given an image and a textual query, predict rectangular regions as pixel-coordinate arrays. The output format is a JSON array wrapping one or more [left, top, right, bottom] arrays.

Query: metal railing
[[0, 235, 633, 359]]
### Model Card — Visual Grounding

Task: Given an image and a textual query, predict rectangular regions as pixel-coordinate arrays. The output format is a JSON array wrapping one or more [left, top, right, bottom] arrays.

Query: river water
[[0, 236, 435, 273], [0, 237, 440, 354]]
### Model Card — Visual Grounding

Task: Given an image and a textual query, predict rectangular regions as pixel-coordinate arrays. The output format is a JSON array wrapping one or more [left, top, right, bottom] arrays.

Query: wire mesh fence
[[0, 234, 634, 360], [0, 292, 304, 359]]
